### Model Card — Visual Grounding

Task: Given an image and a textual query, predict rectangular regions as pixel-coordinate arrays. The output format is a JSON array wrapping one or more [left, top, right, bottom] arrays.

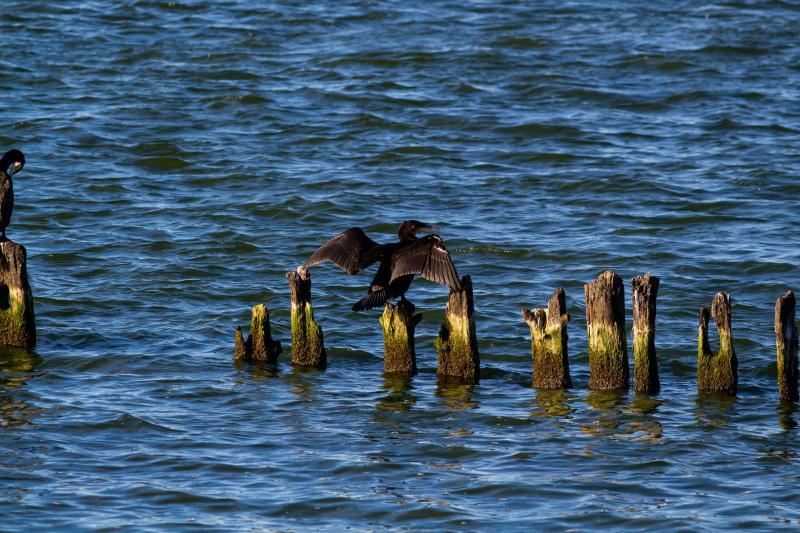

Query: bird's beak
[[420, 224, 440, 233], [9, 164, 22, 177]]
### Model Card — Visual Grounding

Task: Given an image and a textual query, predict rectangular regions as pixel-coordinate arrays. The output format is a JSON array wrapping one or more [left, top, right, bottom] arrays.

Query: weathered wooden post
[[697, 292, 737, 394], [631, 274, 660, 394], [584, 271, 628, 390], [286, 268, 326, 368], [233, 304, 281, 363], [379, 300, 421, 374], [775, 291, 798, 402], [522, 288, 571, 389], [435, 275, 479, 382], [0, 241, 35, 349]]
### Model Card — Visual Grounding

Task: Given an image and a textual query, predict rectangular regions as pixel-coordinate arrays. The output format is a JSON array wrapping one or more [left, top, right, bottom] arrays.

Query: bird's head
[[397, 220, 439, 241], [1, 149, 25, 178]]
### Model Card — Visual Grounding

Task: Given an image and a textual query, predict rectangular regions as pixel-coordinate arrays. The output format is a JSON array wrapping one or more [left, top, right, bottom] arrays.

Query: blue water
[[1, 1, 799, 530]]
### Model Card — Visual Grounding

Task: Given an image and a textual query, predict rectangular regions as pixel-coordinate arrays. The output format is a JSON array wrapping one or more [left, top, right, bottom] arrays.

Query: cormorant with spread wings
[[303, 220, 461, 311]]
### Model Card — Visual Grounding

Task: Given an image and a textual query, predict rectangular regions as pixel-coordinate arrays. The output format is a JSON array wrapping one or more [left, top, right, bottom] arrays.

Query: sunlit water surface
[[1, 1, 799, 530]]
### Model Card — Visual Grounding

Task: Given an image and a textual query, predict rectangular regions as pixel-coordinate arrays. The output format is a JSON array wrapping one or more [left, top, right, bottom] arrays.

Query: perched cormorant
[[0, 149, 25, 241], [304, 220, 462, 311]]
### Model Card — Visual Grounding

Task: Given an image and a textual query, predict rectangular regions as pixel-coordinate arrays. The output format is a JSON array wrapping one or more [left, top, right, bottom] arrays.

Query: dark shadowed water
[[1, 1, 799, 530]]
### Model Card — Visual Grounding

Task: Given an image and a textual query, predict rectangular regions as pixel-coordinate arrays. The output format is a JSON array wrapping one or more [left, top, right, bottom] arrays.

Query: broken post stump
[[435, 275, 479, 382], [379, 300, 421, 374], [233, 304, 282, 363], [287, 268, 326, 368], [585, 270, 628, 390], [522, 288, 571, 389], [697, 292, 738, 394], [775, 291, 798, 402], [632, 274, 660, 394], [0, 241, 35, 349]]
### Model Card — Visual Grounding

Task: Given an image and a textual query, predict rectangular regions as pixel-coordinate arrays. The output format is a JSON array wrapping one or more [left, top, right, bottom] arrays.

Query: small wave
[[695, 44, 771, 56], [132, 157, 191, 170], [202, 94, 270, 108], [496, 122, 584, 137], [205, 69, 261, 81], [86, 413, 179, 433]]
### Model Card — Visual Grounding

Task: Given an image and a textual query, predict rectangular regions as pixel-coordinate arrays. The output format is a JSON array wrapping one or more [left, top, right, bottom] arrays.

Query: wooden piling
[[234, 326, 248, 361], [287, 268, 326, 368], [380, 300, 421, 375], [233, 304, 282, 363], [0, 241, 35, 349], [697, 292, 737, 394], [632, 274, 660, 394], [522, 288, 571, 389], [775, 291, 798, 402], [584, 271, 628, 390], [435, 275, 479, 382]]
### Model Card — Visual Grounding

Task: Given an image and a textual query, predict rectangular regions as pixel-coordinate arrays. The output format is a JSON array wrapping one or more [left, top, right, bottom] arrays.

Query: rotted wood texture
[[522, 288, 571, 389]]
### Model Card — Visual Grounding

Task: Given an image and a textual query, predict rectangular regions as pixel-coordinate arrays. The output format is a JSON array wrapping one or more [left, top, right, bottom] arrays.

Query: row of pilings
[[235, 269, 480, 382], [234, 269, 799, 402]]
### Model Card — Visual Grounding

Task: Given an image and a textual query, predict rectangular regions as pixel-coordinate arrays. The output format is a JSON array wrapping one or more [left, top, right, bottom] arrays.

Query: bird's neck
[[398, 230, 417, 242]]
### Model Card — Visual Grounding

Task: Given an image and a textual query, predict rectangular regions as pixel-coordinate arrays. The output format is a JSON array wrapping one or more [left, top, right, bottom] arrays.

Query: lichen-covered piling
[[0, 241, 35, 349], [697, 292, 738, 394], [233, 304, 281, 363], [632, 274, 660, 394], [522, 288, 571, 389], [775, 291, 798, 402], [585, 271, 628, 390], [287, 268, 326, 368], [435, 275, 479, 382], [380, 300, 421, 374]]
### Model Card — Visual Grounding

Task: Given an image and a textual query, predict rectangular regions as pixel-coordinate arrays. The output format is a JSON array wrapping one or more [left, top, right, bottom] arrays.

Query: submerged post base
[[0, 241, 35, 349], [233, 304, 281, 363], [380, 300, 421, 374]]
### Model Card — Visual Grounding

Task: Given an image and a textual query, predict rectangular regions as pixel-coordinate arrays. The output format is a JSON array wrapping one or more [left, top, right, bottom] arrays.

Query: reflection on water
[[0, 348, 41, 429], [629, 394, 663, 415], [531, 388, 573, 419], [234, 360, 280, 380], [376, 373, 417, 413], [581, 390, 626, 437], [584, 389, 626, 411], [580, 390, 665, 442], [695, 392, 736, 429], [777, 401, 797, 431], [435, 376, 478, 411], [288, 366, 323, 398]]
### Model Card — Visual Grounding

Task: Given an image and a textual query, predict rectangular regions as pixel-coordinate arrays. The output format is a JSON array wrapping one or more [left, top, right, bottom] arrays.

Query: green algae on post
[[522, 288, 571, 389], [287, 268, 326, 368], [632, 274, 660, 394], [435, 275, 479, 382], [774, 290, 798, 402], [234, 326, 248, 361], [0, 241, 36, 349], [233, 304, 282, 363], [697, 292, 738, 394], [584, 271, 628, 390], [379, 300, 421, 375]]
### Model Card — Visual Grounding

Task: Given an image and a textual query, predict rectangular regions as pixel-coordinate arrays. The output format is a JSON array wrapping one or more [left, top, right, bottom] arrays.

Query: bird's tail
[[352, 289, 387, 312]]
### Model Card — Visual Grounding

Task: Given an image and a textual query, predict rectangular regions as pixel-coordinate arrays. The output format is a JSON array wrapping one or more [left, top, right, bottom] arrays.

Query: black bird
[[0, 149, 25, 241], [304, 220, 462, 311]]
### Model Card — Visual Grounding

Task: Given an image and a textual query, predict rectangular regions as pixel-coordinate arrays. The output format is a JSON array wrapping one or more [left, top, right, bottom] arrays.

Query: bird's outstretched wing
[[390, 235, 461, 290], [304, 227, 383, 275]]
